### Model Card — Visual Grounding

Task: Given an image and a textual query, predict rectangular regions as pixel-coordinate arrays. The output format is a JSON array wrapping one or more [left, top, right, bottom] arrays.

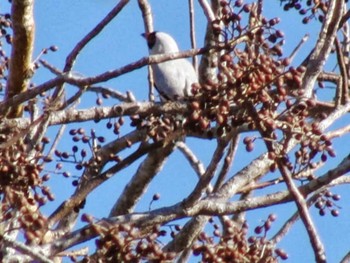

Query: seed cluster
[[314, 190, 341, 217], [80, 215, 177, 262], [280, 0, 348, 24], [187, 1, 299, 139], [131, 114, 179, 142], [0, 136, 52, 244], [192, 215, 288, 262], [0, 12, 11, 92], [184, 0, 336, 179]]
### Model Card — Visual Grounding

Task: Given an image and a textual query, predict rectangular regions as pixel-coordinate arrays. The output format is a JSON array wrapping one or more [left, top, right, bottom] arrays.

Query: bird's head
[[142, 31, 179, 55]]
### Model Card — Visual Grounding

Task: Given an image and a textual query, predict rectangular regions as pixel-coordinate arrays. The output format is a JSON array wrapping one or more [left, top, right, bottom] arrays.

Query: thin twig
[[335, 37, 349, 105], [47, 129, 148, 226], [182, 137, 230, 208], [278, 163, 326, 263], [176, 141, 205, 177], [213, 134, 239, 192], [197, 0, 215, 22], [61, 48, 206, 87], [47, 124, 66, 158], [326, 124, 350, 139], [64, 0, 130, 71], [271, 193, 319, 244], [188, 0, 198, 70], [52, 0, 131, 99], [87, 86, 132, 102], [137, 0, 154, 102], [288, 34, 309, 62]]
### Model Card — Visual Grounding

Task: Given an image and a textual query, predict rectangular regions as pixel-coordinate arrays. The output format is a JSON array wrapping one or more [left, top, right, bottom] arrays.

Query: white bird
[[143, 31, 198, 101]]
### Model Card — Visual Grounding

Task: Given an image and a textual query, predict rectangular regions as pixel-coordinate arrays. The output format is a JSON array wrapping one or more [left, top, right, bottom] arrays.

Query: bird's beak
[[141, 32, 149, 39]]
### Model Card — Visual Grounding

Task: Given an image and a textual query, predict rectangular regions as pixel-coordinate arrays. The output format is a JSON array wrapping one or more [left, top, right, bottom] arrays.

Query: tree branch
[[109, 142, 176, 216], [2, 235, 53, 263], [301, 0, 344, 98], [5, 0, 35, 118]]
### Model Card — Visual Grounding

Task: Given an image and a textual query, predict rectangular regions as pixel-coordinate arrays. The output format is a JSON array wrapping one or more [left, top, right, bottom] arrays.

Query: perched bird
[[143, 31, 198, 101]]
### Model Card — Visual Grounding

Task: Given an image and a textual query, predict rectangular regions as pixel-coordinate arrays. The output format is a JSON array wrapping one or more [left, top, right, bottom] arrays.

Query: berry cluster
[[187, 0, 297, 138], [131, 114, 179, 142], [185, 0, 336, 179], [80, 215, 176, 263], [314, 190, 341, 217], [54, 127, 119, 182], [281, 0, 349, 24], [0, 136, 53, 244], [192, 216, 288, 262], [0, 12, 11, 91]]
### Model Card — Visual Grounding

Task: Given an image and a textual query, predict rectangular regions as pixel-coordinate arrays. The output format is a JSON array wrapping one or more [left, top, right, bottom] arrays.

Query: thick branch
[[5, 0, 35, 118], [2, 236, 53, 263], [302, 0, 344, 98], [109, 142, 176, 216]]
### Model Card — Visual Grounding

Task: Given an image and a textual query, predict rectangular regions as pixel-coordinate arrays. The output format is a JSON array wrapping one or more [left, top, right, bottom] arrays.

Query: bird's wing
[[152, 59, 197, 100]]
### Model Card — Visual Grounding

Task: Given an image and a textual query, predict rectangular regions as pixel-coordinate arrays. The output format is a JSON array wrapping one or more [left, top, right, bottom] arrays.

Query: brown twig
[[271, 193, 318, 244], [46, 151, 350, 255]]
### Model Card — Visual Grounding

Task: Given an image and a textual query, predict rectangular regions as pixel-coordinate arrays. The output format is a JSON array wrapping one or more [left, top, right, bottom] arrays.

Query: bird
[[142, 31, 198, 101]]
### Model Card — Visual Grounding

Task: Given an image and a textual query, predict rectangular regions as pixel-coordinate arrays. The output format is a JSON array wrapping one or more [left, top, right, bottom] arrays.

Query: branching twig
[[301, 0, 344, 99], [52, 0, 131, 99], [64, 0, 130, 71], [182, 137, 230, 208], [213, 133, 239, 192], [45, 151, 350, 255], [48, 129, 148, 226]]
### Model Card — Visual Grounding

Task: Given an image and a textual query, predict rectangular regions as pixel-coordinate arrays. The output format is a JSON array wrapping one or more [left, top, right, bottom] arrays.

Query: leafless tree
[[1, 0, 350, 262]]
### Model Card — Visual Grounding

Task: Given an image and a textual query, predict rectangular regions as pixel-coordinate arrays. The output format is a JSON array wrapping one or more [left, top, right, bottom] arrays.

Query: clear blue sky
[[7, 0, 350, 262]]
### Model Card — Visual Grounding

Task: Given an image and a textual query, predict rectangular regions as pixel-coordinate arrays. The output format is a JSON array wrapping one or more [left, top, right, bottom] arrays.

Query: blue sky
[[4, 0, 350, 262]]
